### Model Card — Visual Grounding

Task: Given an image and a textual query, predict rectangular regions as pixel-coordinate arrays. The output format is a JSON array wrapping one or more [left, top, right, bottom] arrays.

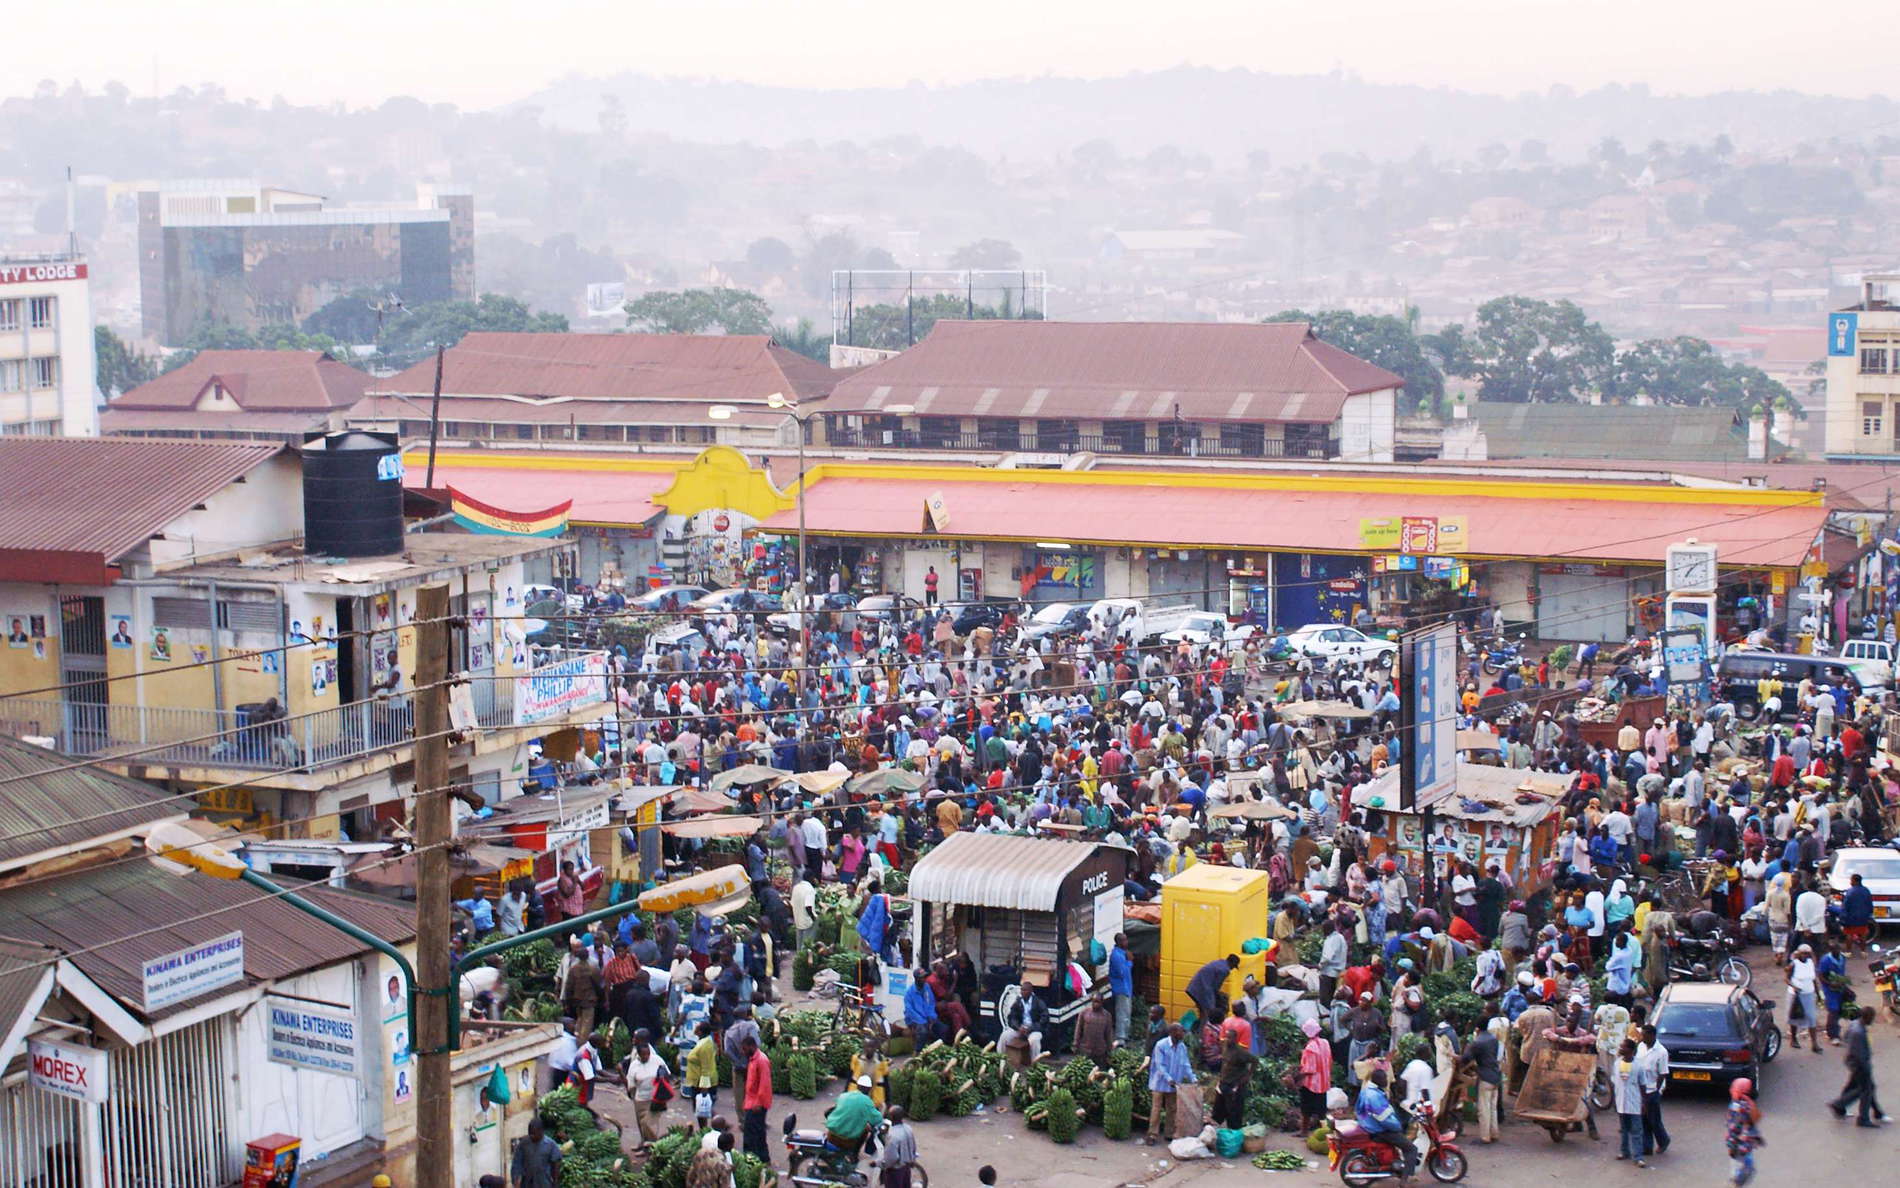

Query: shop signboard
[[1361, 516, 1469, 554], [141, 931, 245, 1012], [27, 1038, 108, 1103], [265, 996, 362, 1076], [514, 652, 610, 725]]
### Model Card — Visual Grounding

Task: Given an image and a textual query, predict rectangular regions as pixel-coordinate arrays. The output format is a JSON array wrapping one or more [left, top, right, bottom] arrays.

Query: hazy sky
[[14, 0, 1879, 109]]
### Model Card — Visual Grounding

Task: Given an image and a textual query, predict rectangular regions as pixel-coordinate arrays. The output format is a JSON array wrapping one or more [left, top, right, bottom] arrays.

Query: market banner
[[448, 487, 572, 537], [514, 652, 610, 725]]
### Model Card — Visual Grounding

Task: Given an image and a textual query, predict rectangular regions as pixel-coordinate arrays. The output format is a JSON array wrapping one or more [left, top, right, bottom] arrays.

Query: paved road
[[596, 950, 1900, 1188]]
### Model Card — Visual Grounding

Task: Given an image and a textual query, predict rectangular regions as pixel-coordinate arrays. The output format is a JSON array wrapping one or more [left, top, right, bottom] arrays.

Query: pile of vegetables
[[905, 1038, 1009, 1117], [536, 1084, 638, 1187], [1253, 1150, 1307, 1170], [1010, 1047, 1149, 1139]]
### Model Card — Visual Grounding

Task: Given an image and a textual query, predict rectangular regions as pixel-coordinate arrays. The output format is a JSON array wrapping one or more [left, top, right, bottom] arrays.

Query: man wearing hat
[[824, 1074, 884, 1160]]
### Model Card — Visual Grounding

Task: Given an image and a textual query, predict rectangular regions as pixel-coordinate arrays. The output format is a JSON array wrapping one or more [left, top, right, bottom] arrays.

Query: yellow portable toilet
[[1159, 863, 1274, 1023]]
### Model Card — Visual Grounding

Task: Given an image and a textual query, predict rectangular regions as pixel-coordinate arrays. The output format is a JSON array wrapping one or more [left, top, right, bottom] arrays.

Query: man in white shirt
[[799, 813, 828, 880], [1794, 878, 1829, 954], [791, 877, 818, 948]]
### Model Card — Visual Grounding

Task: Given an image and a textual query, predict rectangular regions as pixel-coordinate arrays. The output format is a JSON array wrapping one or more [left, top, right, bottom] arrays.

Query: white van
[[1839, 638, 1893, 691]]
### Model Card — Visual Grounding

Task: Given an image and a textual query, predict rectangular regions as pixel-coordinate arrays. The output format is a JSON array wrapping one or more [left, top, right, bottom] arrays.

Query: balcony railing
[[825, 426, 1339, 459], [0, 650, 611, 773]]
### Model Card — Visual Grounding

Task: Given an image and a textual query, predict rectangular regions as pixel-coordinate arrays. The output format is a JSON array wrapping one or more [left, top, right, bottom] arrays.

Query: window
[[577, 424, 625, 442], [0, 299, 17, 331], [0, 359, 20, 392], [151, 596, 214, 629], [27, 296, 54, 329], [31, 357, 57, 389], [512, 423, 535, 440], [1864, 400, 1885, 437], [1864, 345, 1892, 375]]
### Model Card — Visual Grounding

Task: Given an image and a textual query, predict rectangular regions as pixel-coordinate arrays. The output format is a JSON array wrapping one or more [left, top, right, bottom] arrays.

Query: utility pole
[[413, 583, 453, 1188], [424, 345, 445, 487]]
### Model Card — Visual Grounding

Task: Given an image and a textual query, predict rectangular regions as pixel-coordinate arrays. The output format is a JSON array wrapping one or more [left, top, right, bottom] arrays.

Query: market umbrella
[[710, 763, 788, 792], [791, 770, 850, 795], [1457, 730, 1502, 752], [663, 813, 765, 839], [1210, 799, 1296, 821], [672, 786, 740, 815], [1278, 700, 1373, 720], [637, 864, 753, 916], [848, 768, 926, 797]]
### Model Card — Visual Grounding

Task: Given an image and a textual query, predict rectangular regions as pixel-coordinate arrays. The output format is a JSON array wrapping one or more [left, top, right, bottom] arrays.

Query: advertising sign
[[1361, 515, 1469, 554], [1401, 622, 1460, 811], [27, 1038, 108, 1103], [141, 931, 245, 1012], [266, 996, 362, 1077], [1660, 626, 1709, 686], [514, 652, 610, 725], [1829, 312, 1859, 357]]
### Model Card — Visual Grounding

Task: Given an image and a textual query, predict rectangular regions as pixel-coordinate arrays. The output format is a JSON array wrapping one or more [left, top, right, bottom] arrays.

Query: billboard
[[1401, 622, 1459, 811], [1829, 312, 1859, 357], [514, 651, 611, 725]]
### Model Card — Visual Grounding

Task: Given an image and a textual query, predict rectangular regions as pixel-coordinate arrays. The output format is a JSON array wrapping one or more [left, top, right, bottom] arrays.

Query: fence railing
[[824, 425, 1339, 459], [0, 650, 611, 772]]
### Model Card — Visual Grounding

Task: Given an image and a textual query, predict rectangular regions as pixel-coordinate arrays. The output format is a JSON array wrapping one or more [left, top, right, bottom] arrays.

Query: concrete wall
[[1338, 389, 1398, 463]]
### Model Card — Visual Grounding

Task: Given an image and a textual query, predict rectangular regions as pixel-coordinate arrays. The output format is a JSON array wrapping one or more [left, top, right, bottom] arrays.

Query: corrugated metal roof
[[758, 472, 1829, 568], [111, 350, 370, 412], [353, 394, 789, 428], [907, 830, 1110, 911], [0, 437, 282, 565], [1473, 402, 1760, 463], [0, 860, 418, 1019], [368, 333, 840, 404], [0, 937, 58, 1067], [0, 734, 183, 869], [822, 321, 1404, 424], [99, 408, 338, 433]]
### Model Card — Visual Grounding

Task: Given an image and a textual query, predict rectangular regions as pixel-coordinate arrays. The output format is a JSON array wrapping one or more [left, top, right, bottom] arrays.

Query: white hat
[[856, 1075, 874, 1088]]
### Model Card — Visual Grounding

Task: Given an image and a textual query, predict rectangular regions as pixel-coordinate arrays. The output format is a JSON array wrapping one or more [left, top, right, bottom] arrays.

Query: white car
[[1287, 623, 1396, 668], [1828, 846, 1900, 928], [1159, 612, 1258, 651]]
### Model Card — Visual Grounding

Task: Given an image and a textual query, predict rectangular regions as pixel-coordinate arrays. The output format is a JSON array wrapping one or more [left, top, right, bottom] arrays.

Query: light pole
[[710, 396, 912, 664]]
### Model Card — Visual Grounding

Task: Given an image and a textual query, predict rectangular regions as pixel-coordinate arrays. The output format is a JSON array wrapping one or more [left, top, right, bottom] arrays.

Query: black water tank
[[303, 431, 404, 557]]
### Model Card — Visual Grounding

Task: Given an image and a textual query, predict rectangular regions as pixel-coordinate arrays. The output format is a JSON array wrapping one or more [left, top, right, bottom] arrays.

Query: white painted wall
[[1338, 389, 1398, 463], [234, 959, 371, 1161]]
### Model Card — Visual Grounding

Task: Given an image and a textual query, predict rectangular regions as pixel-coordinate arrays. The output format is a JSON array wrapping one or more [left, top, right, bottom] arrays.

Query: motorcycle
[[783, 1115, 929, 1188], [1670, 932, 1751, 988], [1872, 944, 1899, 1019], [1328, 1101, 1468, 1185], [1481, 634, 1528, 676]]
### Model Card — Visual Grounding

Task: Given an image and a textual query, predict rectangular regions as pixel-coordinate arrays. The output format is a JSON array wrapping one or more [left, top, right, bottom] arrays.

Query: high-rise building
[[0, 253, 97, 437], [1824, 273, 1900, 459], [137, 180, 473, 345]]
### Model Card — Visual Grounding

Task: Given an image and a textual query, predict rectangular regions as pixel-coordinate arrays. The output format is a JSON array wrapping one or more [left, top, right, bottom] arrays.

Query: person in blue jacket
[[1108, 933, 1135, 1043], [904, 967, 946, 1042], [1355, 1068, 1416, 1180]]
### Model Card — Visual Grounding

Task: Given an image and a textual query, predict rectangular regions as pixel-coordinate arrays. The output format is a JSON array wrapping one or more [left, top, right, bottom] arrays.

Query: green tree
[[1425, 296, 1615, 404], [774, 318, 832, 363], [1610, 336, 1795, 412], [374, 293, 568, 369], [302, 290, 389, 343], [1264, 308, 1444, 414], [842, 292, 1040, 350], [94, 325, 158, 397], [162, 322, 345, 372], [623, 287, 773, 335], [745, 237, 797, 275], [948, 238, 1022, 270]]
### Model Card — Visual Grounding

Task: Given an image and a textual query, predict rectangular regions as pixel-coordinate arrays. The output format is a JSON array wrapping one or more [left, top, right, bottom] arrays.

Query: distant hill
[[511, 66, 1900, 161]]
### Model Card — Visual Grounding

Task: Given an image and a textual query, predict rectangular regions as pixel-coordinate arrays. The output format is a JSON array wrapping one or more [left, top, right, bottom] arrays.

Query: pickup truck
[[1138, 602, 1204, 641], [1839, 638, 1894, 692]]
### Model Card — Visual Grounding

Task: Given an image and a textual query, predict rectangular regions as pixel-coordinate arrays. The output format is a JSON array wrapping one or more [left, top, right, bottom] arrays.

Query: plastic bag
[[1216, 1128, 1246, 1158], [1168, 1137, 1213, 1160], [1173, 1082, 1205, 1138]]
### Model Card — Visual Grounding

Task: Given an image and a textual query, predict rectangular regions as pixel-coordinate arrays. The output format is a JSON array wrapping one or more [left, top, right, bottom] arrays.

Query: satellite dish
[[144, 821, 247, 879]]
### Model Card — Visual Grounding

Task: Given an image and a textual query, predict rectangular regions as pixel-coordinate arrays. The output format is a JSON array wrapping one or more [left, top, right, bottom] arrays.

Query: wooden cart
[[1512, 1034, 1597, 1142]]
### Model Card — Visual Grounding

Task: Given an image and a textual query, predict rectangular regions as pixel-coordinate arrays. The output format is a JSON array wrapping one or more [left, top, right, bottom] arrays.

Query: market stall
[[907, 831, 1131, 1040], [459, 787, 616, 904], [1350, 762, 1567, 894]]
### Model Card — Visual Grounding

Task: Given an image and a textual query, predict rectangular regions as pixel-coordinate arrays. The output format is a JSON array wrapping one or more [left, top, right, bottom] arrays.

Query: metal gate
[[1, 1071, 85, 1187], [59, 596, 107, 752], [102, 1019, 237, 1188]]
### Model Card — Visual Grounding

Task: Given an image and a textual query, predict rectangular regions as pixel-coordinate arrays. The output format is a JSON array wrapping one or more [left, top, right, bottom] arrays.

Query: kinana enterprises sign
[[140, 931, 245, 1012], [265, 996, 362, 1076]]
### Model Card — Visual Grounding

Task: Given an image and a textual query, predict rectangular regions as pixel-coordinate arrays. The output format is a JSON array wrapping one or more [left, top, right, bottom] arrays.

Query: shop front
[[1021, 546, 1104, 605], [1272, 552, 1370, 628], [1144, 549, 1215, 611], [1534, 562, 1659, 643]]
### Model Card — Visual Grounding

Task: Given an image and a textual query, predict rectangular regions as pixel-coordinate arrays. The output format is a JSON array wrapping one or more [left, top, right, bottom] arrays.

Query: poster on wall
[[150, 626, 173, 662], [28, 615, 45, 639], [109, 615, 133, 648], [5, 615, 27, 647], [373, 593, 392, 628]]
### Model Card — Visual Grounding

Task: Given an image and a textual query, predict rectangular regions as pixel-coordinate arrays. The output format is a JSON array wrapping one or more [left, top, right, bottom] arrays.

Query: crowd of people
[[476, 594, 1898, 1187]]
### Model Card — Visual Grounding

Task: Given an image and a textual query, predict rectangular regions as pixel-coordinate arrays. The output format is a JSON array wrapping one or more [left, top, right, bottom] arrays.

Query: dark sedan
[[1653, 981, 1781, 1093]]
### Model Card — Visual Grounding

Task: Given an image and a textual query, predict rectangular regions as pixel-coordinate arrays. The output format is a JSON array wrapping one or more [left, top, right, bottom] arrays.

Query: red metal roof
[[821, 320, 1404, 424], [758, 473, 1827, 567], [406, 462, 672, 525], [352, 394, 788, 429], [110, 350, 370, 411], [369, 332, 840, 404], [0, 438, 283, 581]]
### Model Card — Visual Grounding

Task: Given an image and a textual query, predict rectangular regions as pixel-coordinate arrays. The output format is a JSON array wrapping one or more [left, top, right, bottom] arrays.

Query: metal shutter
[[150, 596, 213, 628]]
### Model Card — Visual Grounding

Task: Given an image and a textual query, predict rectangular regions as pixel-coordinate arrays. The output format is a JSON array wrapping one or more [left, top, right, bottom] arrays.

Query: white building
[[1824, 272, 1900, 459], [0, 255, 97, 437]]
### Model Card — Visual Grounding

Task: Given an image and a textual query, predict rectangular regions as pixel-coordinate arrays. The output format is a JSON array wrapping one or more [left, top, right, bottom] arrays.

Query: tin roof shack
[[907, 832, 1129, 1044], [1350, 762, 1567, 895]]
